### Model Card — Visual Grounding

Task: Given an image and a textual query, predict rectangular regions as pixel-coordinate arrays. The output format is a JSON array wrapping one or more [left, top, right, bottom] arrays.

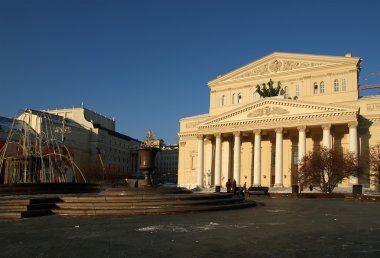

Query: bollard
[[352, 184, 362, 195]]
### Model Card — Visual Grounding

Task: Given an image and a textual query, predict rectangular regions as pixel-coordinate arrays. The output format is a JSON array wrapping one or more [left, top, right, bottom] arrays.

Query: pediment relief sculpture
[[247, 106, 290, 118], [236, 59, 323, 79]]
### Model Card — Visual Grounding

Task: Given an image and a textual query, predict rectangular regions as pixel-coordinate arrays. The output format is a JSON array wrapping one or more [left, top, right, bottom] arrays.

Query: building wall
[[15, 107, 140, 183], [208, 53, 359, 116], [178, 52, 380, 191], [154, 144, 179, 184]]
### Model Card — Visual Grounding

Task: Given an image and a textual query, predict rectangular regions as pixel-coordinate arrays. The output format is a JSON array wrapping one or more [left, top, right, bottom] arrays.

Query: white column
[[214, 133, 222, 189], [322, 124, 331, 149], [349, 121, 358, 157], [349, 121, 359, 184], [197, 135, 204, 188], [274, 127, 283, 187], [233, 131, 241, 186], [253, 129, 261, 186], [298, 126, 307, 164], [221, 140, 231, 186]]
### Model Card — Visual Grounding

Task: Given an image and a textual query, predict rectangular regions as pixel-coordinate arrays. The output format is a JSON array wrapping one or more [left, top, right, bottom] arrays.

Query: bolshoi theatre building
[[178, 52, 380, 191]]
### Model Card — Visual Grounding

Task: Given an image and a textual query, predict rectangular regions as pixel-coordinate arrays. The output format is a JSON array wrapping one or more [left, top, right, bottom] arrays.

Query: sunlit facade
[[178, 52, 380, 191]]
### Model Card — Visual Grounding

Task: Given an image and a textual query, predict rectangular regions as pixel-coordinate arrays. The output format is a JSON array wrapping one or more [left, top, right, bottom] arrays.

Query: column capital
[[274, 127, 283, 133], [321, 123, 331, 130], [348, 121, 358, 128], [204, 138, 212, 144], [233, 131, 240, 137], [197, 134, 204, 140], [297, 125, 307, 132], [253, 129, 261, 135], [214, 133, 222, 138]]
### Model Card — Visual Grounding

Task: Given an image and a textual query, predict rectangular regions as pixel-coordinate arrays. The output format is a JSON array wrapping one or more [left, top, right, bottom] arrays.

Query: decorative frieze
[[247, 106, 289, 117], [186, 121, 201, 128], [203, 99, 354, 126], [236, 59, 323, 79], [367, 103, 380, 112], [199, 111, 357, 131]]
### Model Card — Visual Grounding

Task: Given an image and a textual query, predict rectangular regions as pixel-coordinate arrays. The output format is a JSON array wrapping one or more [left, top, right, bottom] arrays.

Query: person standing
[[226, 179, 232, 192], [232, 179, 237, 193]]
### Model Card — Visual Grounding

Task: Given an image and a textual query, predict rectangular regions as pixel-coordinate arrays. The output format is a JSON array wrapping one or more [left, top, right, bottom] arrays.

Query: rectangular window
[[191, 155, 196, 170], [295, 85, 300, 97], [342, 79, 346, 91], [334, 79, 339, 92]]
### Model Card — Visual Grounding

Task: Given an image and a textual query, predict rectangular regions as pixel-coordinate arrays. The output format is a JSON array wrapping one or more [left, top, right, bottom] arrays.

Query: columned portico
[[253, 129, 261, 186], [298, 126, 307, 165], [233, 131, 241, 185], [274, 127, 283, 187], [178, 52, 372, 191], [196, 135, 204, 187], [322, 124, 332, 149], [214, 133, 222, 189]]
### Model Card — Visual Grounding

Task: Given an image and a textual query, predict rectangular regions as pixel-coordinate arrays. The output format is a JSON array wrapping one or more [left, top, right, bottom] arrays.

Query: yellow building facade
[[178, 52, 380, 191]]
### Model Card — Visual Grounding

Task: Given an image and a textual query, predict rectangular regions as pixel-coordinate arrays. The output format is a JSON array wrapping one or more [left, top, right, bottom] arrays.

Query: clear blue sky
[[1, 0, 379, 144]]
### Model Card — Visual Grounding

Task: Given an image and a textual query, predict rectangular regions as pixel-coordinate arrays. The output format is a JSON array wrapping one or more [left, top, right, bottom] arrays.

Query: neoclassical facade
[[178, 52, 380, 191]]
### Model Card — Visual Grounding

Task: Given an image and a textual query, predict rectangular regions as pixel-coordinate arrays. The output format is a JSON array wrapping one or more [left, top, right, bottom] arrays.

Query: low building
[[154, 144, 179, 184], [12, 106, 140, 182], [178, 52, 380, 191]]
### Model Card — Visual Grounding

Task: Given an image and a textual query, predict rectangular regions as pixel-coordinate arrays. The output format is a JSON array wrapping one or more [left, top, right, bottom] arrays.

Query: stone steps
[[56, 197, 243, 209], [60, 193, 232, 203], [0, 188, 256, 219], [0, 198, 59, 219], [54, 201, 255, 216]]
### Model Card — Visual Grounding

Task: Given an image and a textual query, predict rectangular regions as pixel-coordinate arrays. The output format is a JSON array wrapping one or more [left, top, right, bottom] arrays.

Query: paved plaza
[[1, 198, 380, 258]]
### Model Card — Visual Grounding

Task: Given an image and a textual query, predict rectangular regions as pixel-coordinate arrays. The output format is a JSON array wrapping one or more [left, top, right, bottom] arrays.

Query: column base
[[273, 184, 284, 188]]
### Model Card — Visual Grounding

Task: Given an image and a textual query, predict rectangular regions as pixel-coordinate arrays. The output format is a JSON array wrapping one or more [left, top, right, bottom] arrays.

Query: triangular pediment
[[197, 98, 358, 129], [209, 52, 360, 86]]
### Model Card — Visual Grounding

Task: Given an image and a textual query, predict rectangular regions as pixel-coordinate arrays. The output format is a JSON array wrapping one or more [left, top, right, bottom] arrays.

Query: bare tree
[[369, 144, 380, 188], [298, 147, 359, 193]]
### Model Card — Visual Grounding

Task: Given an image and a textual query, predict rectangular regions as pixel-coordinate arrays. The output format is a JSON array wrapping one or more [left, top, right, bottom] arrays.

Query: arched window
[[222, 95, 226, 106], [295, 85, 300, 97], [284, 87, 289, 98], [342, 79, 346, 91], [334, 79, 339, 92], [313, 82, 318, 94], [238, 93, 242, 104], [320, 81, 325, 93]]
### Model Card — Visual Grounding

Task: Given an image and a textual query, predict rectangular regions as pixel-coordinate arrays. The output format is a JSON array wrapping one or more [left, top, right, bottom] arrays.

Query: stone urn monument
[[138, 130, 161, 187]]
